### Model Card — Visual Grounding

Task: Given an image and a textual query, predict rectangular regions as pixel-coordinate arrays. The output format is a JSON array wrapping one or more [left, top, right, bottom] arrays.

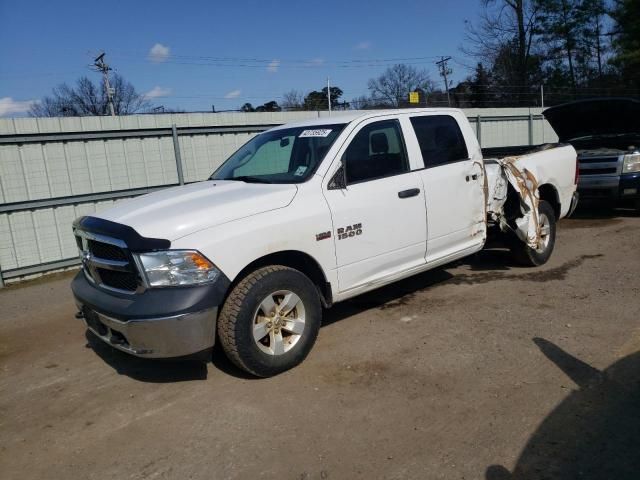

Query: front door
[[323, 119, 427, 293]]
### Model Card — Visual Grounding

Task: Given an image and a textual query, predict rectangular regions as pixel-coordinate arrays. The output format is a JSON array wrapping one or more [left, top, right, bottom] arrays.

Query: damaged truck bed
[[485, 144, 579, 251]]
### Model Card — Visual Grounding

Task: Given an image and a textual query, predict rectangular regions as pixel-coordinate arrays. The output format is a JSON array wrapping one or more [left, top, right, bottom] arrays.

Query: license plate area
[[83, 307, 108, 336]]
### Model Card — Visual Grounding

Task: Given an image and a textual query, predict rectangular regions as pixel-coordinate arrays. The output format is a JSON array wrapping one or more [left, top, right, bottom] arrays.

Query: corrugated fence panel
[[0, 197, 138, 272], [66, 141, 93, 195], [0, 109, 561, 282], [0, 145, 27, 203], [46, 142, 73, 198], [484, 118, 529, 147]]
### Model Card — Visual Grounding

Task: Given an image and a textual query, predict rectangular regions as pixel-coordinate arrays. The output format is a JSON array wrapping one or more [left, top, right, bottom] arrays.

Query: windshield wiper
[[225, 176, 272, 184]]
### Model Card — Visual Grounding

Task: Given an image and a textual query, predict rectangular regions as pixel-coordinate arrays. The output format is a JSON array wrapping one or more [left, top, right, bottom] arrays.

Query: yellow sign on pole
[[409, 91, 419, 104]]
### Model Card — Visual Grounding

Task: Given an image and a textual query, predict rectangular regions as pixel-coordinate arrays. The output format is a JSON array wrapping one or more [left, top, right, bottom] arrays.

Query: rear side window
[[409, 115, 468, 167], [343, 119, 409, 184]]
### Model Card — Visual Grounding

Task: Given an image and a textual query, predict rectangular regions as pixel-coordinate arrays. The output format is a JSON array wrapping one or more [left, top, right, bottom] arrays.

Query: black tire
[[510, 200, 557, 267], [217, 265, 321, 377]]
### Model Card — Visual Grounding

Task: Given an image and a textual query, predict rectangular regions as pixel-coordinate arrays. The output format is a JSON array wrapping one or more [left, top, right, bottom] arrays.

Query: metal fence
[[0, 108, 557, 285]]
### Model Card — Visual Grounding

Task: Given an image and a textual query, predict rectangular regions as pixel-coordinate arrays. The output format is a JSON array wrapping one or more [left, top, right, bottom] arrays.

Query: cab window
[[409, 115, 468, 167], [343, 120, 409, 184]]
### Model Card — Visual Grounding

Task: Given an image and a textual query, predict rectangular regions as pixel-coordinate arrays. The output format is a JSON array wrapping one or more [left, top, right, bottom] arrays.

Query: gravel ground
[[1, 207, 638, 480]]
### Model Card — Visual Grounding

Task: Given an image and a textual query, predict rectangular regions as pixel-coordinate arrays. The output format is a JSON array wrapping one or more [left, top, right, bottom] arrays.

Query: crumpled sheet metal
[[499, 157, 542, 250]]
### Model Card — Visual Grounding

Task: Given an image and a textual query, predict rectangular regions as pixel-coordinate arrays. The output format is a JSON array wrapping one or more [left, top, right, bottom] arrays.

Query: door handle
[[398, 188, 420, 199]]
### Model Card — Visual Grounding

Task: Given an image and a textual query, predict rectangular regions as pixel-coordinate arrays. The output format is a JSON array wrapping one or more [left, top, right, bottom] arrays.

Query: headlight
[[623, 153, 640, 173], [137, 250, 220, 287]]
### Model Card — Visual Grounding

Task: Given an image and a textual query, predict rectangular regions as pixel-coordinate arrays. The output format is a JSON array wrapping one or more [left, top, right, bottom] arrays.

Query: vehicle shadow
[[485, 338, 640, 480], [322, 267, 454, 327], [568, 203, 639, 220], [85, 330, 209, 382], [323, 245, 537, 327], [457, 248, 518, 272]]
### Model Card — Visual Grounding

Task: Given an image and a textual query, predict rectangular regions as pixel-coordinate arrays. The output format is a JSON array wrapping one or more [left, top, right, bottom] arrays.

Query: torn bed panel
[[485, 158, 543, 250]]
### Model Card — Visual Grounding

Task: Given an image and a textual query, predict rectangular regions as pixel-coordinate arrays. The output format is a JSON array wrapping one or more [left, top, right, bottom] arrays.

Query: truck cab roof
[[269, 108, 465, 131]]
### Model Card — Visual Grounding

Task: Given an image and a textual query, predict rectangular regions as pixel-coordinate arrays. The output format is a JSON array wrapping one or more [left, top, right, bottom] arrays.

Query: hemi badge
[[315, 231, 331, 241]]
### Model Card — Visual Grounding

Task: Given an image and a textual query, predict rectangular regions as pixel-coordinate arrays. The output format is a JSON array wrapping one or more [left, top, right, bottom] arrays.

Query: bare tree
[[367, 64, 435, 107], [281, 90, 305, 110], [29, 74, 150, 117], [463, 0, 541, 95]]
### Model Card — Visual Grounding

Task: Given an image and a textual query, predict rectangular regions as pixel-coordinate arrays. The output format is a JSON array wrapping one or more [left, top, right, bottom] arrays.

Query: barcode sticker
[[299, 129, 332, 138]]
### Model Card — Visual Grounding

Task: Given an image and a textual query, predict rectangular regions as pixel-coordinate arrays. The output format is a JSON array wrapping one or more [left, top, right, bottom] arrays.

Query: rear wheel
[[217, 265, 321, 377], [510, 200, 557, 267]]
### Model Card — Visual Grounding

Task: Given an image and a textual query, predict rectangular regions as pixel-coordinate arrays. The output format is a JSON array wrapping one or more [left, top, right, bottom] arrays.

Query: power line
[[436, 56, 453, 107]]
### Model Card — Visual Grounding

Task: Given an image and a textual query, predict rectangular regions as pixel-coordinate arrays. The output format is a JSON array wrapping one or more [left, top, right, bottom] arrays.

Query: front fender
[[170, 190, 337, 287]]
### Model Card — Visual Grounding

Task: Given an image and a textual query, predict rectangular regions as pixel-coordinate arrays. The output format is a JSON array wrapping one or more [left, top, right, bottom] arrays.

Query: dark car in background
[[543, 98, 640, 211]]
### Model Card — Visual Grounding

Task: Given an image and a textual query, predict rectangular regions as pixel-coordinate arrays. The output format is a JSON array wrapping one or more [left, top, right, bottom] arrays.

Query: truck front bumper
[[578, 173, 640, 203], [72, 271, 230, 358]]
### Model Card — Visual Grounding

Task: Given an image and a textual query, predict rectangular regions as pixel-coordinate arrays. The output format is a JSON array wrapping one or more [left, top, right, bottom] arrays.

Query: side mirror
[[280, 137, 290, 148]]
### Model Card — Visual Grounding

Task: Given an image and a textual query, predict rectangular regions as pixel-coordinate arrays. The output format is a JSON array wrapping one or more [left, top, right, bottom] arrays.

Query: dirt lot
[[1, 208, 639, 480]]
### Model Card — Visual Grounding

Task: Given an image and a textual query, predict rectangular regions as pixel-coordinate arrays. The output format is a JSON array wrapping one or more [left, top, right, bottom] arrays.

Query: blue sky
[[0, 0, 482, 116]]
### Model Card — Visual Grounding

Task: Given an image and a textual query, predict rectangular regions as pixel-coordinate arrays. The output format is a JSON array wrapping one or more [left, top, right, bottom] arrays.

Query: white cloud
[[224, 89, 241, 99], [0, 97, 36, 117], [306, 58, 324, 66], [144, 86, 172, 99], [267, 59, 280, 73], [148, 43, 170, 63], [354, 41, 371, 50]]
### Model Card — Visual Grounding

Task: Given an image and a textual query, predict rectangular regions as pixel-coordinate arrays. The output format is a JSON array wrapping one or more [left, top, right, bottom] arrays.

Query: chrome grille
[[74, 229, 142, 294], [96, 268, 140, 291], [578, 155, 621, 176], [88, 239, 128, 261]]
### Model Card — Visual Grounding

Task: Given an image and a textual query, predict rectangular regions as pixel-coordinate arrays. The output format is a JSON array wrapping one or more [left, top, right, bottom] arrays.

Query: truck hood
[[543, 98, 640, 142], [95, 180, 298, 241]]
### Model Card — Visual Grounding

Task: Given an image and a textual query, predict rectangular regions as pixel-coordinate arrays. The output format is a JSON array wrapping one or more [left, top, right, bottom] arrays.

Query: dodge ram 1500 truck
[[72, 108, 578, 377], [543, 98, 640, 210]]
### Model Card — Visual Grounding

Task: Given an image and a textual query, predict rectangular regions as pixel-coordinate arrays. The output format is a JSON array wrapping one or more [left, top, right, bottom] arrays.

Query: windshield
[[211, 124, 347, 183]]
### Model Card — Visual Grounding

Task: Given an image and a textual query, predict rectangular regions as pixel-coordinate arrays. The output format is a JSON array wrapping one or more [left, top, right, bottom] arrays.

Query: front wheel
[[510, 200, 557, 267], [217, 265, 321, 377]]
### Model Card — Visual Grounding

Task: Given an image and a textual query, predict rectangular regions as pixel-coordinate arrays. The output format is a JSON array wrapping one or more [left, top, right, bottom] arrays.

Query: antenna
[[92, 52, 115, 116]]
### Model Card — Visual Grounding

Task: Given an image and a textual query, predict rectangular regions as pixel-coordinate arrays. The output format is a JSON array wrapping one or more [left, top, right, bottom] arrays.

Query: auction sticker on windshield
[[294, 166, 308, 176], [299, 129, 332, 138]]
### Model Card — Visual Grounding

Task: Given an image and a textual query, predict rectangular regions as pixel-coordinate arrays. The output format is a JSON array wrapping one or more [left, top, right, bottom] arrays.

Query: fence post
[[476, 114, 482, 147], [528, 113, 534, 145], [0, 263, 4, 288], [171, 124, 185, 185]]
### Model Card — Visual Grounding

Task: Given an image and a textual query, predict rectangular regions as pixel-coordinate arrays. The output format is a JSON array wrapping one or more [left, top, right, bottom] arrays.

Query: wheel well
[[233, 251, 333, 308], [538, 184, 561, 219]]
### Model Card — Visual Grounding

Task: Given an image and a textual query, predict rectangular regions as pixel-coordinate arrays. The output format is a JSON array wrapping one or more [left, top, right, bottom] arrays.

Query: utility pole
[[327, 77, 331, 115], [93, 52, 115, 116], [540, 84, 545, 109], [436, 56, 452, 107]]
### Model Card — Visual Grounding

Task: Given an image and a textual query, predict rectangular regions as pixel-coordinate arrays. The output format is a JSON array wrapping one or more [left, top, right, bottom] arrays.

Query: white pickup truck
[[72, 109, 578, 377]]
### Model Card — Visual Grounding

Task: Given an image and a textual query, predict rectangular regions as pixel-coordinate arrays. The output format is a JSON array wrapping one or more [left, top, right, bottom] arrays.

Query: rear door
[[407, 114, 485, 262], [323, 117, 427, 293]]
